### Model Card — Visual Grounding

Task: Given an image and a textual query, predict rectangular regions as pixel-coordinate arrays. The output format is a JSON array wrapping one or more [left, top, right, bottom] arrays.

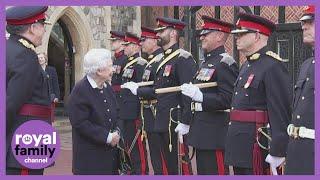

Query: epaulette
[[178, 49, 193, 59], [220, 53, 236, 66], [266, 51, 288, 62], [137, 57, 148, 65], [19, 39, 35, 52]]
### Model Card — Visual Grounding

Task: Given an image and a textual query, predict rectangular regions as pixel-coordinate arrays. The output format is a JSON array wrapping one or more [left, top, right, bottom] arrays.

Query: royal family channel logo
[[11, 120, 60, 169]]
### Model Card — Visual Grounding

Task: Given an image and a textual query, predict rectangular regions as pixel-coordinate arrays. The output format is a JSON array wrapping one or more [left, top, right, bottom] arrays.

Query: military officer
[[285, 5, 315, 175], [225, 13, 291, 175], [123, 26, 165, 174], [135, 17, 197, 174], [180, 16, 239, 175], [6, 6, 52, 175], [120, 32, 148, 174], [109, 31, 128, 94]]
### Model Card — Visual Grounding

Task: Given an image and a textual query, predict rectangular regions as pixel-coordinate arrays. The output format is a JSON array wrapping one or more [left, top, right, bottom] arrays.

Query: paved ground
[[44, 116, 72, 175], [44, 116, 197, 175]]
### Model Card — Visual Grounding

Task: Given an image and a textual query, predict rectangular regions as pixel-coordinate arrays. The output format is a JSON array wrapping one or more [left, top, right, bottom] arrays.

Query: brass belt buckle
[[287, 124, 300, 139], [191, 102, 195, 113]]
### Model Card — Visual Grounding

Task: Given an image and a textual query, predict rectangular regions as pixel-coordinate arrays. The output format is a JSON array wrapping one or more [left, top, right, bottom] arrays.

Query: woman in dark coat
[[68, 48, 121, 175], [38, 52, 60, 103]]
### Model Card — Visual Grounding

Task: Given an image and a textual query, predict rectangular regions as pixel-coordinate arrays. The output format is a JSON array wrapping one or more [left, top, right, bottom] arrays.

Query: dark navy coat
[[68, 76, 119, 174], [6, 34, 51, 169], [187, 46, 239, 150], [151, 44, 197, 132], [111, 50, 127, 93], [137, 48, 163, 132], [285, 56, 314, 174], [45, 66, 60, 101], [119, 53, 146, 121], [224, 46, 291, 168]]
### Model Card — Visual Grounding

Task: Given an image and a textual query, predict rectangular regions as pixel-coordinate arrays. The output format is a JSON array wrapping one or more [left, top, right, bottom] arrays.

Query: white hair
[[83, 48, 112, 76]]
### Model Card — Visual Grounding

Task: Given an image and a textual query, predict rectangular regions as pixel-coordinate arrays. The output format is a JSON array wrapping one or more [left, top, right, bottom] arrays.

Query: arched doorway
[[40, 7, 94, 115], [47, 19, 74, 113]]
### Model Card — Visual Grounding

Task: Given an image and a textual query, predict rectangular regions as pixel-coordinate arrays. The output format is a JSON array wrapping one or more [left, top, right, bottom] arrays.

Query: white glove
[[265, 154, 285, 175], [174, 123, 190, 136], [181, 83, 203, 102], [107, 131, 119, 143], [122, 81, 138, 95]]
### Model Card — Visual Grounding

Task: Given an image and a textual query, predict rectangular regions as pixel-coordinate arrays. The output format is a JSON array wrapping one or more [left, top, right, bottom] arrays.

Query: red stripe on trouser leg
[[137, 134, 147, 174], [135, 119, 146, 175], [215, 150, 225, 175], [253, 142, 263, 175], [160, 150, 168, 175], [21, 168, 29, 175], [180, 144, 191, 175]]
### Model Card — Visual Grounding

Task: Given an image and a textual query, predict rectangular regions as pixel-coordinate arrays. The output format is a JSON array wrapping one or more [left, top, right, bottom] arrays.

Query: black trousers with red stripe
[[157, 130, 192, 175], [6, 167, 44, 175], [196, 149, 227, 175], [122, 119, 148, 175]]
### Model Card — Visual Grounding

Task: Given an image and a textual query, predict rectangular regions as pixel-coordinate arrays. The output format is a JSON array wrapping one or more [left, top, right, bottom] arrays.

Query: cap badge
[[250, 53, 260, 60], [148, 54, 154, 59], [165, 49, 172, 54]]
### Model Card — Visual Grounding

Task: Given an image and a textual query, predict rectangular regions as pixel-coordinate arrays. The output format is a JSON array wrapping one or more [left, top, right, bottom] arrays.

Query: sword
[[176, 105, 191, 175], [257, 126, 285, 175]]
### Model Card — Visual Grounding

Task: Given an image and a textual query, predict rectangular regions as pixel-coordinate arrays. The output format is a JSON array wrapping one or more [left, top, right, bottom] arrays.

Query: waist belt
[[287, 124, 315, 140], [140, 100, 157, 105], [112, 85, 121, 92], [19, 104, 51, 119], [230, 109, 268, 175], [191, 102, 229, 112], [230, 110, 268, 124]]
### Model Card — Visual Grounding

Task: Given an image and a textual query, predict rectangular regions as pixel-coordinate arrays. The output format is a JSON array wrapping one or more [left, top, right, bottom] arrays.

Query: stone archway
[[39, 6, 95, 82]]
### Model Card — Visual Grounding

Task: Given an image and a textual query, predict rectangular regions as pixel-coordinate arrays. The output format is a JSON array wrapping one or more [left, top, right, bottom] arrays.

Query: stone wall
[[47, 6, 141, 50], [111, 6, 141, 35]]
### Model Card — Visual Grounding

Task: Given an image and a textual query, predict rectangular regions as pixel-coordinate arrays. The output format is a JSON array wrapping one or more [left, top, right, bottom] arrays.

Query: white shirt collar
[[86, 75, 107, 89]]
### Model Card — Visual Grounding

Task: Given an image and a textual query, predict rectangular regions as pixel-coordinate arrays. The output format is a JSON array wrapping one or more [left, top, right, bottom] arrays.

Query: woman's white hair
[[83, 48, 112, 76]]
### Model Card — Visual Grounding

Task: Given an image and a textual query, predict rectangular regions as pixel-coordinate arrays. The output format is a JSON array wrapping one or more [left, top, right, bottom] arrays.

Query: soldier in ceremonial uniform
[[225, 13, 291, 175], [127, 17, 197, 174], [6, 6, 52, 175], [285, 5, 315, 175], [122, 26, 165, 174], [120, 32, 148, 174], [154, 18, 197, 175], [180, 16, 239, 175], [109, 31, 128, 96]]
